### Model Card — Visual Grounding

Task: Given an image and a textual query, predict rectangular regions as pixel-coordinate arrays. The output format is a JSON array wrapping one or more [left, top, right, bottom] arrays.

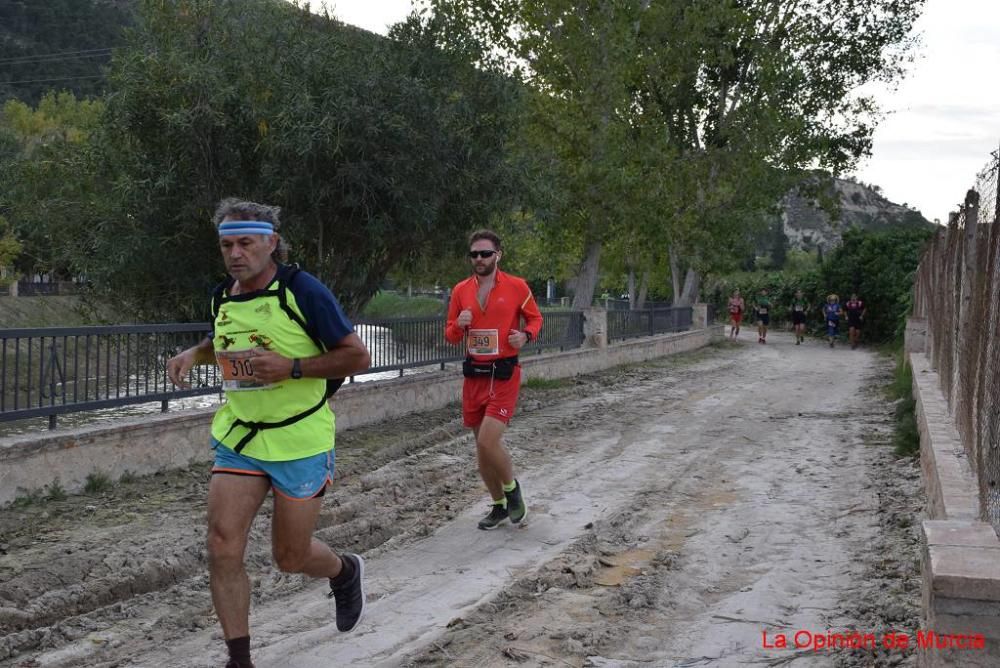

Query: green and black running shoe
[[505, 480, 527, 525], [477, 503, 509, 530]]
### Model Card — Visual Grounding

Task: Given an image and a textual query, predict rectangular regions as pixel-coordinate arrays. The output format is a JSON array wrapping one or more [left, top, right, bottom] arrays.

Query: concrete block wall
[[0, 325, 722, 506], [909, 324, 1000, 667]]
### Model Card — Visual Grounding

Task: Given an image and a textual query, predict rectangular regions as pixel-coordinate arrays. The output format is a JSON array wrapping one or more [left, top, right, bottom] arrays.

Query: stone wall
[[908, 324, 1000, 667]]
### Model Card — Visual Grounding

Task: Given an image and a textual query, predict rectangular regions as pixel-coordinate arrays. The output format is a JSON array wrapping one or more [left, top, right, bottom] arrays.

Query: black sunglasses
[[468, 250, 498, 259]]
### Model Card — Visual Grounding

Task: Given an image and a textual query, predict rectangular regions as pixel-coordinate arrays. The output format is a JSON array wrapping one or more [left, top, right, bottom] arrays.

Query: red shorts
[[462, 365, 522, 427], [730, 311, 743, 324]]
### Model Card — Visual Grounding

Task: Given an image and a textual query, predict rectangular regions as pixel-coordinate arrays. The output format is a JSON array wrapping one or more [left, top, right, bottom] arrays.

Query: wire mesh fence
[[912, 148, 1000, 530]]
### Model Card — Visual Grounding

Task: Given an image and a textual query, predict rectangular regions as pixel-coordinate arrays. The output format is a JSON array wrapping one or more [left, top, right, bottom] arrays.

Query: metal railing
[[606, 307, 693, 342], [351, 310, 585, 376], [1, 324, 218, 428], [596, 298, 673, 311], [1, 312, 587, 428], [16, 280, 83, 296]]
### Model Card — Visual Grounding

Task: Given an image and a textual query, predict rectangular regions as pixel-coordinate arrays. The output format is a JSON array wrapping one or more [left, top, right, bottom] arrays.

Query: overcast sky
[[320, 0, 1000, 224]]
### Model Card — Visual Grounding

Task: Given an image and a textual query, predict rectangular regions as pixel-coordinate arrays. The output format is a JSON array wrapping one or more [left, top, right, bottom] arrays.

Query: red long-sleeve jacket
[[445, 270, 543, 360]]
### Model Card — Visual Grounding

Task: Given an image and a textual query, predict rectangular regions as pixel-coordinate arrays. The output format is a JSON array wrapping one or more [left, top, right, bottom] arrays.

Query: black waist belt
[[220, 394, 329, 453], [463, 355, 519, 380]]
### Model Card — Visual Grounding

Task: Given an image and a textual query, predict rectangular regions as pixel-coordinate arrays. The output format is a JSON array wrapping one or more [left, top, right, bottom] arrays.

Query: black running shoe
[[505, 480, 527, 525], [225, 661, 255, 668], [328, 553, 366, 632], [477, 503, 509, 530]]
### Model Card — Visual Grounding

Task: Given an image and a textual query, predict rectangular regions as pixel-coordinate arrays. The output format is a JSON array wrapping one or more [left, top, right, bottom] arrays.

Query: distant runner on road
[[728, 289, 745, 339], [823, 294, 842, 348], [845, 293, 866, 350], [753, 288, 772, 344], [166, 199, 371, 668], [445, 230, 543, 531], [791, 289, 808, 345]]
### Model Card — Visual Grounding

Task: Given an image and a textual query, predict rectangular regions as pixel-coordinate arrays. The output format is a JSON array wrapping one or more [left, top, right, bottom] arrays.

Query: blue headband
[[218, 221, 274, 236]]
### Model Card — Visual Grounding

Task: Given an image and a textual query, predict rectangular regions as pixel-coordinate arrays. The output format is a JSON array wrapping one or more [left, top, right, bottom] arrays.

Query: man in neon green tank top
[[167, 199, 370, 668]]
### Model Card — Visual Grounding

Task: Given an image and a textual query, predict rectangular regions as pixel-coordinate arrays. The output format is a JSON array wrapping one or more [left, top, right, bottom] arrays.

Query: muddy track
[[1, 345, 735, 667], [2, 336, 923, 668], [396, 350, 923, 668]]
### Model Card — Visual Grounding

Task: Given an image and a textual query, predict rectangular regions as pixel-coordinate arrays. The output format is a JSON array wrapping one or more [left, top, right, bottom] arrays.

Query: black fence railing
[[606, 307, 693, 342], [16, 281, 83, 296], [1, 323, 219, 428], [596, 298, 674, 311], [1, 312, 588, 428]]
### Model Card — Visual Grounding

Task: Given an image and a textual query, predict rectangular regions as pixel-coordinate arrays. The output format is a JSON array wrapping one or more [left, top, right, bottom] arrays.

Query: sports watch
[[291, 358, 303, 379]]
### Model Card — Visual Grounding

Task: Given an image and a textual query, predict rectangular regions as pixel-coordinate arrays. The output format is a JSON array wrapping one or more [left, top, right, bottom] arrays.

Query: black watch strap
[[524, 330, 533, 342], [291, 358, 303, 379]]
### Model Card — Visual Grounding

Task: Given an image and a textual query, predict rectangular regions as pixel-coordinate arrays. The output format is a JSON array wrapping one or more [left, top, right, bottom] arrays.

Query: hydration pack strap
[[220, 393, 329, 453]]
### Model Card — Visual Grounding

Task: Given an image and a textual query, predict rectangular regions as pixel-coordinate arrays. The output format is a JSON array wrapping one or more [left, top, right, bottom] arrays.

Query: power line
[[0, 48, 114, 66], [0, 51, 113, 66], [0, 74, 105, 86]]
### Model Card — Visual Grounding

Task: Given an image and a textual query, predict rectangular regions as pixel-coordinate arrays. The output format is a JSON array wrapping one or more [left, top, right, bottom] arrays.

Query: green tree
[[819, 227, 933, 342], [0, 91, 105, 280], [427, 0, 925, 307], [425, 0, 648, 309], [770, 218, 789, 269], [0, 214, 22, 276], [0, 0, 133, 104], [67, 0, 521, 320], [633, 0, 923, 303]]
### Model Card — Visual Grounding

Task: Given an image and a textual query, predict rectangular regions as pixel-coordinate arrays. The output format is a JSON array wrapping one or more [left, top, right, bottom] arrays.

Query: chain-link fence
[[912, 149, 1000, 530]]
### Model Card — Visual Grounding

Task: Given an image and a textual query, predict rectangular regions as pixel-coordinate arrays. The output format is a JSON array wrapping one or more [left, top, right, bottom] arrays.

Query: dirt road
[[0, 333, 923, 667]]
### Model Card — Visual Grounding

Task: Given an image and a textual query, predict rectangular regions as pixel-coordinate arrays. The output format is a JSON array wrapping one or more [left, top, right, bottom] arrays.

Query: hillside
[[781, 177, 935, 252], [0, 0, 134, 105], [0, 1, 382, 106]]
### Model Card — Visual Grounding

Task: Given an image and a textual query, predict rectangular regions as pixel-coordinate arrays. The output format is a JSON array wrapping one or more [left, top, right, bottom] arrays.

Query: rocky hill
[[781, 177, 934, 252]]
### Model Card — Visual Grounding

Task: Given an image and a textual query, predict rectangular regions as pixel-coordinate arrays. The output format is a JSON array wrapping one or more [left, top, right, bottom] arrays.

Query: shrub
[[84, 471, 112, 494]]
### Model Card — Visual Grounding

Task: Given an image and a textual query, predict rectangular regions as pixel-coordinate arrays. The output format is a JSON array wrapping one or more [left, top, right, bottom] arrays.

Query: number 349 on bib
[[467, 329, 499, 356]]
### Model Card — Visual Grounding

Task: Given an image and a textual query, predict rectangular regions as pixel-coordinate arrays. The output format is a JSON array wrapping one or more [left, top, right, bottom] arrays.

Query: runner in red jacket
[[445, 230, 543, 530]]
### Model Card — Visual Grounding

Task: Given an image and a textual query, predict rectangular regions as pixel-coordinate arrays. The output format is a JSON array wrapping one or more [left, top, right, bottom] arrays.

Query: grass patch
[[46, 479, 67, 502], [887, 351, 920, 457], [11, 488, 44, 507], [362, 292, 446, 319], [522, 377, 572, 390], [84, 471, 112, 494], [119, 470, 139, 485]]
